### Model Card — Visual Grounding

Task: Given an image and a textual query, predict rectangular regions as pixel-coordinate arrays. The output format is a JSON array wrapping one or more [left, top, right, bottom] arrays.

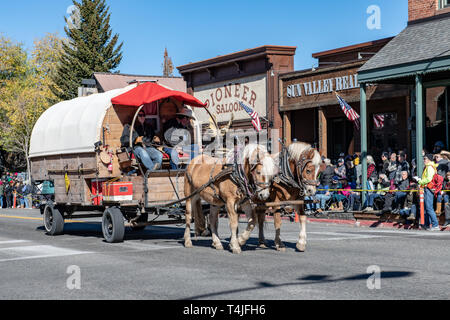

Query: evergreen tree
[[52, 0, 123, 100]]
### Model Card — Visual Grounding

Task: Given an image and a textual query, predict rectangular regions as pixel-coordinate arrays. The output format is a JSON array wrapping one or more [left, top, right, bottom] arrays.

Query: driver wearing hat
[[162, 107, 197, 169]]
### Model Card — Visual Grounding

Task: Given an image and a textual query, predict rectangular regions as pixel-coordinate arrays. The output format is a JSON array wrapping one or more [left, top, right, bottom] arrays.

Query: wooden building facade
[[177, 46, 296, 150], [279, 38, 412, 161]]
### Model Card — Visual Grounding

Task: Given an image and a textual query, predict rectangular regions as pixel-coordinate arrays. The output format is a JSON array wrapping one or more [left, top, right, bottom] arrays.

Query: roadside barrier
[[419, 188, 425, 225]]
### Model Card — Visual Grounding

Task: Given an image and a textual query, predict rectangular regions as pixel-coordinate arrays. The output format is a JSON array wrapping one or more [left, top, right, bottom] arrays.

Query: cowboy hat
[[176, 108, 195, 119]]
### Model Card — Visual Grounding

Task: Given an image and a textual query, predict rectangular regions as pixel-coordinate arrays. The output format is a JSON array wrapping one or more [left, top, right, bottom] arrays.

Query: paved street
[[0, 208, 449, 300]]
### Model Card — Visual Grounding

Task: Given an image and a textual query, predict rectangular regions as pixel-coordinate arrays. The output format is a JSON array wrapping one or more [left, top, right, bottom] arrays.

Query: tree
[[0, 34, 63, 176], [51, 0, 123, 100], [162, 47, 174, 77], [0, 35, 27, 84]]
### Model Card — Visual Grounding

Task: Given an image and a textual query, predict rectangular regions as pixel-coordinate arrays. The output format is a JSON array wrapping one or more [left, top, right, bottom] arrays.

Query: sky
[[0, 0, 408, 77]]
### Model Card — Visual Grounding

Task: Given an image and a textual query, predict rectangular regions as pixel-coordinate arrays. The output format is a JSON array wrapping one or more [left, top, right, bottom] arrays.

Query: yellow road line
[[0, 215, 41, 221], [0, 214, 86, 223]]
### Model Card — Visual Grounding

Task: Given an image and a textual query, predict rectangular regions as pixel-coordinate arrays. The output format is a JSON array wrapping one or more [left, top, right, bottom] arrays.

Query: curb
[[308, 218, 450, 232], [257, 214, 450, 232]]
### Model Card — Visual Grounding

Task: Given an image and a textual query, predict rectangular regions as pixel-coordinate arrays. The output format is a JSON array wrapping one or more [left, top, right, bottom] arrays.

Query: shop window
[[439, 0, 450, 9], [370, 112, 399, 157]]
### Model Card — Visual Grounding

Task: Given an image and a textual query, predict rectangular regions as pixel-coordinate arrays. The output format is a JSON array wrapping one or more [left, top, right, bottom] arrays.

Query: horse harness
[[184, 150, 267, 205], [275, 145, 318, 197]]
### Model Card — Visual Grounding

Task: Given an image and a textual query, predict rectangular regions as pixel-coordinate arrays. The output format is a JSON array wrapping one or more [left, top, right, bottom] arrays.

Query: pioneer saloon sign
[[193, 74, 267, 123], [286, 73, 359, 98]]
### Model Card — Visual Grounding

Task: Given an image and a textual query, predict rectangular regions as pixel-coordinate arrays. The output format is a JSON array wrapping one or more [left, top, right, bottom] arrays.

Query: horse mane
[[242, 144, 277, 176], [287, 142, 321, 175]]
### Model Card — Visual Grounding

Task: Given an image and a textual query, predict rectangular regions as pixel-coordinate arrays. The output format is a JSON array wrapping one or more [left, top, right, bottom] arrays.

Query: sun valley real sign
[[286, 73, 359, 98]]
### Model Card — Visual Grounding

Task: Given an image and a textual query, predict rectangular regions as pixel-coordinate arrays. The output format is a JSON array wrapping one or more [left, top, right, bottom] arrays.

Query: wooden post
[[318, 107, 327, 157], [283, 112, 292, 145], [416, 75, 424, 177], [360, 84, 368, 206]]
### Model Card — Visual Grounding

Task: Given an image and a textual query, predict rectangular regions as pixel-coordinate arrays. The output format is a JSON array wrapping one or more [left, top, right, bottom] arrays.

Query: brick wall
[[408, 0, 450, 21]]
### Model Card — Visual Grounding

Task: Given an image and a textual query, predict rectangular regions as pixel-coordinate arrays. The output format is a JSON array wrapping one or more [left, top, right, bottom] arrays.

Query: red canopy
[[111, 82, 206, 108]]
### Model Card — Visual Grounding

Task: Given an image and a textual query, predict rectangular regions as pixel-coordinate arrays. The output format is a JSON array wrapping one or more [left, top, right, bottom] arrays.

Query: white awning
[[29, 85, 135, 158]]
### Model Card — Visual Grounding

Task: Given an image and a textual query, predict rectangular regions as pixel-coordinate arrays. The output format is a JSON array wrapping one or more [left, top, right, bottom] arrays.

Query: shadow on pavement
[[182, 271, 414, 300]]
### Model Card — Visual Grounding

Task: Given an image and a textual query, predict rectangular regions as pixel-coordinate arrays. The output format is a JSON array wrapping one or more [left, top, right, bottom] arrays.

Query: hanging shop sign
[[193, 74, 267, 123], [286, 73, 359, 98]]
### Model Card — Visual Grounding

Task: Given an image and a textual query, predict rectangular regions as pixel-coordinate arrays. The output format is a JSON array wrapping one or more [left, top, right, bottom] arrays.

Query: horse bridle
[[278, 146, 318, 196], [248, 151, 271, 191], [294, 149, 319, 194], [230, 148, 271, 202]]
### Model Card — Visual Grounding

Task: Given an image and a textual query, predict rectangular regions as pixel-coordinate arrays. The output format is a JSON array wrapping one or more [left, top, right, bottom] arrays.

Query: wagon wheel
[[43, 204, 64, 236], [131, 212, 148, 231], [102, 207, 125, 243]]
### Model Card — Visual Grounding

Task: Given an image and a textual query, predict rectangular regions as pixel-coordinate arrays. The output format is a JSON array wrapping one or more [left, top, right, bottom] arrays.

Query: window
[[439, 0, 450, 9], [369, 112, 399, 160]]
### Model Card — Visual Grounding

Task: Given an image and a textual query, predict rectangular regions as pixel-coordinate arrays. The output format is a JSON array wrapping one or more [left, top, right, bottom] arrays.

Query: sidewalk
[[262, 210, 450, 232]]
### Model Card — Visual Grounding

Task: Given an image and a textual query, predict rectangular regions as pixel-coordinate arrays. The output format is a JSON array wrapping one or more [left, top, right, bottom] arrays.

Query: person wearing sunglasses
[[120, 111, 163, 171]]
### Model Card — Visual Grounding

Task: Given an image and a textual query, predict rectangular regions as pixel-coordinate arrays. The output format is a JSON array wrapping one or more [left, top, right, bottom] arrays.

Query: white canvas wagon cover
[[29, 85, 135, 158]]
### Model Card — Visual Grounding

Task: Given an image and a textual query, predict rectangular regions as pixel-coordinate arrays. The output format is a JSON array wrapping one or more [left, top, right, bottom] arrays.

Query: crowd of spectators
[[0, 172, 33, 209], [307, 141, 450, 230]]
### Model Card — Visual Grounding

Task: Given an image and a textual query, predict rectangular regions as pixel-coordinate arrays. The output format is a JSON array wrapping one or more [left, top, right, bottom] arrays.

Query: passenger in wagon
[[162, 107, 197, 169], [120, 111, 163, 171]]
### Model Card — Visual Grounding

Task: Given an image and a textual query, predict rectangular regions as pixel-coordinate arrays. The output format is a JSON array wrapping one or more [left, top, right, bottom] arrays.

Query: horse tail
[[185, 162, 208, 237], [194, 199, 207, 237]]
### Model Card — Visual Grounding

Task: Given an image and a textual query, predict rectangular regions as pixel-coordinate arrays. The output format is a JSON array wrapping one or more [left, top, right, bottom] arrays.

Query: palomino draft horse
[[257, 142, 321, 252], [183, 144, 277, 254]]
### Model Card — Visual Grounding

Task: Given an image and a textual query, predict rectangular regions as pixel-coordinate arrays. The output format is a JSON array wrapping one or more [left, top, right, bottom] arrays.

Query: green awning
[[358, 14, 450, 84]]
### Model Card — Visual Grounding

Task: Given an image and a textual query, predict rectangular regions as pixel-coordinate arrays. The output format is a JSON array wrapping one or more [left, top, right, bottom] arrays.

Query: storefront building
[[359, 0, 450, 180], [177, 46, 296, 149], [280, 38, 411, 161]]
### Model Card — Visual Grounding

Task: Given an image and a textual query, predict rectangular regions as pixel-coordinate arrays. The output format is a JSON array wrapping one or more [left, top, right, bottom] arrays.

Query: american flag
[[336, 93, 360, 130], [240, 101, 262, 132], [373, 114, 385, 129]]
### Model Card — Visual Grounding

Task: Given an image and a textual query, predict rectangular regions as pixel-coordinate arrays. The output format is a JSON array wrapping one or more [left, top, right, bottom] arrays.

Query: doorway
[[328, 117, 354, 160]]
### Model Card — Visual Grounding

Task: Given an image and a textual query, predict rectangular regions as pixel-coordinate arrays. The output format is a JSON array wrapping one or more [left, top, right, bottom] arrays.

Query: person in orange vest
[[413, 154, 440, 231]]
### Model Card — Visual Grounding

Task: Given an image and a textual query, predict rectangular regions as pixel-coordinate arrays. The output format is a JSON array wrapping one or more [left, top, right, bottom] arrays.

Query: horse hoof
[[238, 237, 247, 247], [258, 243, 268, 249], [213, 243, 224, 251], [184, 240, 193, 248], [296, 242, 306, 252], [276, 245, 286, 252], [231, 246, 242, 254]]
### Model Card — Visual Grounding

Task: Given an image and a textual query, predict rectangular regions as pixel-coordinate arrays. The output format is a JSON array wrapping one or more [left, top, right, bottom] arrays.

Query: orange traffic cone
[[419, 187, 425, 226]]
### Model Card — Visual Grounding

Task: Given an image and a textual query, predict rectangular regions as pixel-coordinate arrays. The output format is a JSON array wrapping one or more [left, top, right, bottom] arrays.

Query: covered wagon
[[29, 82, 207, 242]]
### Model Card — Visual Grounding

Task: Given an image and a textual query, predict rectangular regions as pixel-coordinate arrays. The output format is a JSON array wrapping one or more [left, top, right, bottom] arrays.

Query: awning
[[358, 14, 450, 84], [111, 82, 206, 108]]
